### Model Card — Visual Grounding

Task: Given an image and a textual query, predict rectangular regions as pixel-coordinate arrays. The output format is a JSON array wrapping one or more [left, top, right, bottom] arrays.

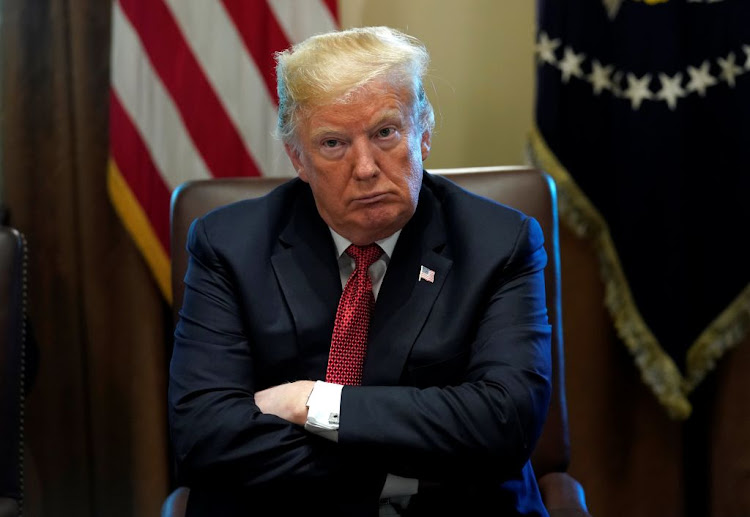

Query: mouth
[[353, 192, 390, 204]]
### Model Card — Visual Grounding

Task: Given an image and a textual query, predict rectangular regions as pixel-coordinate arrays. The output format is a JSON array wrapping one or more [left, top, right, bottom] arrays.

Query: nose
[[351, 138, 378, 180]]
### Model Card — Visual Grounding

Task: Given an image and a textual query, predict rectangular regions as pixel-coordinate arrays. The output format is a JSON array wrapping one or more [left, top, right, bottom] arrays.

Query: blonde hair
[[275, 26, 434, 146]]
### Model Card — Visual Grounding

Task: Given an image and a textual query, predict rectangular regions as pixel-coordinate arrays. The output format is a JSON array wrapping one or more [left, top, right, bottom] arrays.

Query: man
[[169, 26, 552, 517]]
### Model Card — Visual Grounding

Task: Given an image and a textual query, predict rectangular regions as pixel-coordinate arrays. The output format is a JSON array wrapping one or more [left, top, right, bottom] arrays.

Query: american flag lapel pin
[[418, 265, 435, 283]]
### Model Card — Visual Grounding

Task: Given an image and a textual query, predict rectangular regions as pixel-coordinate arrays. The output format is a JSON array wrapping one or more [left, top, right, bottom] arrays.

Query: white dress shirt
[[305, 228, 418, 499]]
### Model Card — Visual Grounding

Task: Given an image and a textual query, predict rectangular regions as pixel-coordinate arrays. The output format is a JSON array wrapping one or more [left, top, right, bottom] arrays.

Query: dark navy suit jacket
[[168, 172, 552, 516]]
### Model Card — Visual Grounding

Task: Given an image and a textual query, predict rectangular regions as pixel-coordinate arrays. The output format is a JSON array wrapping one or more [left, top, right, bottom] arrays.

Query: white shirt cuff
[[304, 380, 343, 441]]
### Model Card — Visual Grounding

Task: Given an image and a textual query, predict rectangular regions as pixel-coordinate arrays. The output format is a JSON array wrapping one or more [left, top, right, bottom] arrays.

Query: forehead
[[302, 81, 415, 132]]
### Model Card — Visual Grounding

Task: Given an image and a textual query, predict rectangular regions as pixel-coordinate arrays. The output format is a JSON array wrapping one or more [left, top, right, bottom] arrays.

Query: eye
[[323, 139, 340, 148], [378, 127, 395, 138]]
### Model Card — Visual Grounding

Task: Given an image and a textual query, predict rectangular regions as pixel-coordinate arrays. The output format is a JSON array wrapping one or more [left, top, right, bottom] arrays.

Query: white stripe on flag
[[267, 0, 338, 45], [165, 0, 295, 178], [111, 2, 211, 188]]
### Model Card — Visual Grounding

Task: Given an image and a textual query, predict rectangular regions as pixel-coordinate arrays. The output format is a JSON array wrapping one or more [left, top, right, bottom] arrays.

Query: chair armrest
[[161, 487, 190, 517], [538, 471, 592, 517], [0, 498, 19, 517]]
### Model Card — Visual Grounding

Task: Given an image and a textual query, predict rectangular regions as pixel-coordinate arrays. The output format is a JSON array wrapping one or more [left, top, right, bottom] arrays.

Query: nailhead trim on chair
[[17, 232, 27, 517]]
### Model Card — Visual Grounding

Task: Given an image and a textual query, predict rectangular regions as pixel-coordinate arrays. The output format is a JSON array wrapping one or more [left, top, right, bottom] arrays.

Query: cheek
[[408, 172, 422, 201], [397, 165, 422, 206], [296, 154, 315, 183], [314, 174, 348, 205], [398, 143, 424, 200], [405, 136, 426, 176]]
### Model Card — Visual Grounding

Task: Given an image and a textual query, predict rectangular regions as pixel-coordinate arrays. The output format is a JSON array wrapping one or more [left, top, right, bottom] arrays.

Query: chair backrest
[[0, 226, 27, 517], [169, 166, 570, 479]]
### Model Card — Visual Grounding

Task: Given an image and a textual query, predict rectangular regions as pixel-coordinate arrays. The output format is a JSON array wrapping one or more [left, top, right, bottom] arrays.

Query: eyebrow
[[371, 109, 406, 129], [309, 126, 343, 141]]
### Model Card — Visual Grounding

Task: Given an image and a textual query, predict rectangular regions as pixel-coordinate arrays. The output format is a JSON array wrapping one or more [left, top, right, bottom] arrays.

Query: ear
[[284, 143, 308, 182], [420, 130, 432, 162], [421, 130, 432, 161]]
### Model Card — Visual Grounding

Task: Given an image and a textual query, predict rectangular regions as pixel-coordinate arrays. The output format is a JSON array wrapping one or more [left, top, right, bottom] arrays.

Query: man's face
[[285, 81, 431, 245]]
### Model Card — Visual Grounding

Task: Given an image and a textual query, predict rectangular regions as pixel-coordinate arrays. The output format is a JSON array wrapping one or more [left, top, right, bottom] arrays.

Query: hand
[[254, 380, 315, 426]]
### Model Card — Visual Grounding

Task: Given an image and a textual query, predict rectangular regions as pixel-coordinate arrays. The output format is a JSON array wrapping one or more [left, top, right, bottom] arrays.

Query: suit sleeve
[[168, 216, 382, 495], [339, 215, 552, 482]]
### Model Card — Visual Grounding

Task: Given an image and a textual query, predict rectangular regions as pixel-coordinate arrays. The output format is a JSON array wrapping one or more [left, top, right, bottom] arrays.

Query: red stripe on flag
[[221, 0, 290, 106], [323, 0, 339, 25], [119, 0, 261, 178], [109, 91, 172, 252]]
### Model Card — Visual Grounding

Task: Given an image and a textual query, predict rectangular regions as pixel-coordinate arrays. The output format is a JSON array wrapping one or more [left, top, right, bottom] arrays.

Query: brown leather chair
[[163, 166, 591, 517], [0, 227, 27, 517]]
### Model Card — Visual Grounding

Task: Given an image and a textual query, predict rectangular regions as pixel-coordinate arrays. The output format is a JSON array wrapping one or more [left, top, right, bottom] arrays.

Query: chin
[[357, 211, 409, 241]]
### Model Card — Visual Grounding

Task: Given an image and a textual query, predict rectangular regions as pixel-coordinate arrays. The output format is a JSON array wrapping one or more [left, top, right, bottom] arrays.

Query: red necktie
[[325, 244, 384, 385]]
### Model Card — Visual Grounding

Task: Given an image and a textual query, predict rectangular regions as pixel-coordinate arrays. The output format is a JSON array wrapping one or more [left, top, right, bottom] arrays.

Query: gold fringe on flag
[[107, 159, 172, 304], [526, 125, 692, 420], [685, 284, 750, 393]]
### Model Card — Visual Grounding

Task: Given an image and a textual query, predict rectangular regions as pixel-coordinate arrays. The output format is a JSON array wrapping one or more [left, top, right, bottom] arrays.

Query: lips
[[353, 192, 389, 204]]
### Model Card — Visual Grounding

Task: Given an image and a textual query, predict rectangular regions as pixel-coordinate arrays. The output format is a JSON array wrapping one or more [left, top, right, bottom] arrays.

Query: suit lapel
[[363, 184, 453, 385], [271, 185, 341, 372]]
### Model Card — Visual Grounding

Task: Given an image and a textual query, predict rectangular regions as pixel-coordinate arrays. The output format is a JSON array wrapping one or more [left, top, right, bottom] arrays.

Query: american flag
[[419, 265, 435, 283], [107, 0, 339, 303]]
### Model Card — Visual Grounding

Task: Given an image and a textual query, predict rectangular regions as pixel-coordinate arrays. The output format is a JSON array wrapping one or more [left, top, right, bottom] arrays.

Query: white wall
[[339, 0, 536, 169]]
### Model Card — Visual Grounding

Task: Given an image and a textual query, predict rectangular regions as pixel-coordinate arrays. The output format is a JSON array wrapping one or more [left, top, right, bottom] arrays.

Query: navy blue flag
[[529, 0, 750, 420]]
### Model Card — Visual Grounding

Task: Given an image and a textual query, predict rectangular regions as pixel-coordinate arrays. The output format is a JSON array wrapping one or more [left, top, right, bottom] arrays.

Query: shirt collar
[[329, 228, 401, 261]]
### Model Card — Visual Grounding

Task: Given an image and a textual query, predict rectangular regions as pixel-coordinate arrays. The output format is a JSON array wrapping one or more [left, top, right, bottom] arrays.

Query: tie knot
[[346, 244, 383, 269]]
